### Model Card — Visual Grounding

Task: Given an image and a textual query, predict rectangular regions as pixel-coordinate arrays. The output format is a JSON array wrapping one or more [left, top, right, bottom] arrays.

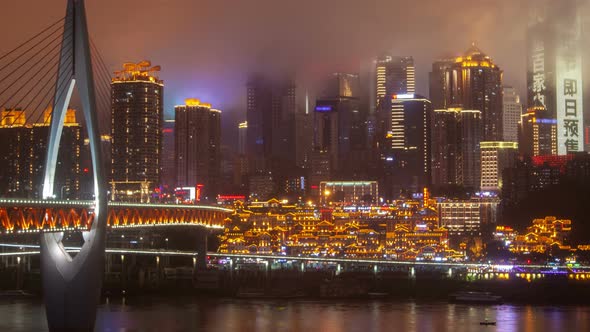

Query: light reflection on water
[[0, 298, 589, 332]]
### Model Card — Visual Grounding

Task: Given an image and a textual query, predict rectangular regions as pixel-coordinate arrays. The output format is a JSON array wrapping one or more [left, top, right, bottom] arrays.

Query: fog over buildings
[[2, 0, 589, 143]]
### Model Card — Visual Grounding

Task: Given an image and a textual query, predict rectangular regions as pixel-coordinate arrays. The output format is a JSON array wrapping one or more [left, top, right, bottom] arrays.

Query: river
[[1, 297, 589, 331]]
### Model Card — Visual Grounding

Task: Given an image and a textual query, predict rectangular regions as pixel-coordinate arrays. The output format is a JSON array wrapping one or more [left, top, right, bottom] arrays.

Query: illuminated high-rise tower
[[374, 55, 415, 113], [175, 99, 221, 201], [383, 94, 432, 196], [0, 109, 30, 196], [0, 108, 82, 199], [438, 45, 503, 142], [31, 109, 82, 199], [373, 56, 416, 165], [527, 0, 584, 155], [110, 61, 163, 201], [520, 105, 557, 157], [431, 108, 482, 190], [502, 87, 522, 142]]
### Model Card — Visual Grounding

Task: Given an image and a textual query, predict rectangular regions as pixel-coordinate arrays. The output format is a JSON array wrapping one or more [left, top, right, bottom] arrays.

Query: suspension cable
[[0, 17, 65, 64]]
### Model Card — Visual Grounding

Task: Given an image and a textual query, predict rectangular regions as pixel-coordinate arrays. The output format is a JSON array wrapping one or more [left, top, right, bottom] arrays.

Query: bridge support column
[[121, 255, 127, 291], [195, 228, 208, 270], [16, 256, 23, 290], [229, 258, 234, 281], [40, 0, 108, 330]]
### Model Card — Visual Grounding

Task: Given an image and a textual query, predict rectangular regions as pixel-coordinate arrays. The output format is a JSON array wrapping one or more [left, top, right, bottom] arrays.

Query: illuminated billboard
[[556, 19, 584, 154]]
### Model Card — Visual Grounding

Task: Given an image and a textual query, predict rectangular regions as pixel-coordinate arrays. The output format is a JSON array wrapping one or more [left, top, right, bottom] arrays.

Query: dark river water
[[1, 297, 589, 331]]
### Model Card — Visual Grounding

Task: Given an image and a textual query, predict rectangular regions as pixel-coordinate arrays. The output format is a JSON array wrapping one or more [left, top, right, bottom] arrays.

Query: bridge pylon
[[40, 0, 107, 331]]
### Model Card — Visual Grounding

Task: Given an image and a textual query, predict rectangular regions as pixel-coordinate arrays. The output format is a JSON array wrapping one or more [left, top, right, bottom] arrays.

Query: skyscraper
[[314, 96, 364, 176], [294, 111, 313, 169], [431, 108, 482, 190], [431, 108, 460, 187], [31, 109, 82, 199], [459, 110, 483, 190], [246, 75, 296, 177], [384, 94, 432, 195], [234, 121, 249, 191], [175, 99, 221, 201], [238, 121, 247, 155], [160, 119, 175, 191], [374, 55, 415, 114], [375, 56, 415, 102], [502, 87, 522, 142], [111, 61, 163, 201], [0, 109, 30, 196], [480, 141, 518, 192], [429, 59, 454, 110], [434, 45, 503, 141], [527, 0, 584, 155], [325, 73, 360, 98], [520, 105, 557, 157], [0, 108, 82, 199]]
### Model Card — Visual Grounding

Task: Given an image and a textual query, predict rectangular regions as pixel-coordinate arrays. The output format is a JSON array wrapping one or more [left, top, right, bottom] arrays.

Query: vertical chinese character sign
[[531, 40, 546, 108], [556, 16, 584, 155]]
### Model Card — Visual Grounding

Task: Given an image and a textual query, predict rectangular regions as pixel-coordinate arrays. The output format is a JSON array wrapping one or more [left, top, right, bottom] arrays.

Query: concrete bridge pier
[[15, 256, 23, 290], [229, 258, 234, 281], [195, 228, 208, 270]]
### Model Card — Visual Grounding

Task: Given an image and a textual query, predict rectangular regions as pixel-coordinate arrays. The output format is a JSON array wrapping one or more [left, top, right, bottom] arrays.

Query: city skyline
[[5, 1, 590, 330], [4, 0, 582, 119]]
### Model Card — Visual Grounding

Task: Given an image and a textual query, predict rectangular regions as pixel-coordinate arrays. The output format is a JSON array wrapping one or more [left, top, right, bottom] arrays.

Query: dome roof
[[464, 42, 485, 57]]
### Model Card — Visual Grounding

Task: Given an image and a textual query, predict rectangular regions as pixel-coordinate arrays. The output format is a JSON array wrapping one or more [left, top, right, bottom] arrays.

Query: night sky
[[2, 0, 586, 131]]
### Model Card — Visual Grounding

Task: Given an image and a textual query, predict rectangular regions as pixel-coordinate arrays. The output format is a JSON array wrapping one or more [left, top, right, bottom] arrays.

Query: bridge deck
[[0, 199, 233, 233]]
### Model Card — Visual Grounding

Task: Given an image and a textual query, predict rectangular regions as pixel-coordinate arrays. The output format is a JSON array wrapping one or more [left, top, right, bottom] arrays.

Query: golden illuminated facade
[[440, 45, 503, 141], [0, 108, 81, 198], [509, 216, 572, 254], [480, 141, 518, 192], [111, 61, 163, 201], [218, 197, 464, 261], [520, 105, 557, 157]]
